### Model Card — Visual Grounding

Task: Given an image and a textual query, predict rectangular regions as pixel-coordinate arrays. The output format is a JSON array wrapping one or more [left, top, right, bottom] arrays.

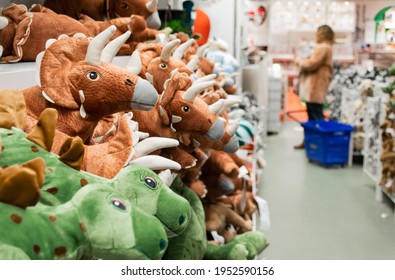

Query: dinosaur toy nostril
[[125, 79, 133, 86], [179, 215, 186, 225], [159, 239, 167, 251]]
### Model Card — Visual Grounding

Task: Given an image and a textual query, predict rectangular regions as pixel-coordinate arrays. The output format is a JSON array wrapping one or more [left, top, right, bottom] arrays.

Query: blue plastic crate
[[301, 120, 354, 166]]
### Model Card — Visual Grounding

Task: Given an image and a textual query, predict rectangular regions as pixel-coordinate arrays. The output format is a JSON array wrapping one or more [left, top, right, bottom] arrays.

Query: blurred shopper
[[294, 25, 334, 149]]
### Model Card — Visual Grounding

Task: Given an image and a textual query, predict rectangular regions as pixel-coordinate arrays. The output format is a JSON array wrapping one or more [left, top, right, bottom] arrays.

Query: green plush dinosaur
[[0, 183, 168, 260], [163, 176, 268, 260], [0, 127, 191, 237]]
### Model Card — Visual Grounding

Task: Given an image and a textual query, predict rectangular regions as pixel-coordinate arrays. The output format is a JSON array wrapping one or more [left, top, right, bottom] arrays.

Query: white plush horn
[[161, 39, 180, 62], [183, 81, 215, 102], [0, 45, 4, 58], [208, 99, 225, 114], [130, 155, 181, 171], [85, 25, 117, 66], [226, 120, 240, 136], [146, 0, 158, 13], [193, 74, 217, 84], [126, 50, 142, 74], [219, 96, 242, 114], [101, 31, 131, 63], [228, 109, 246, 119], [197, 43, 210, 58], [158, 169, 176, 186], [173, 39, 195, 60], [187, 55, 198, 71], [0, 16, 9, 29], [134, 137, 179, 157]]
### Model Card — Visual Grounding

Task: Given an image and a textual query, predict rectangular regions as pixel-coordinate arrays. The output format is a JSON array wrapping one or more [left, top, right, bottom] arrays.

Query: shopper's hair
[[316, 25, 335, 44]]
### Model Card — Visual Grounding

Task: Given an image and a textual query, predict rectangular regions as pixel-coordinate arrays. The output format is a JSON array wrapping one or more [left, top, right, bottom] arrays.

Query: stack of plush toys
[[326, 64, 389, 156], [326, 64, 388, 122], [0, 2, 268, 260], [379, 64, 395, 196]]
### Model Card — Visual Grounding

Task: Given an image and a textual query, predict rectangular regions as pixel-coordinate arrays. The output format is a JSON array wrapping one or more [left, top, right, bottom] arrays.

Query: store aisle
[[260, 122, 395, 260]]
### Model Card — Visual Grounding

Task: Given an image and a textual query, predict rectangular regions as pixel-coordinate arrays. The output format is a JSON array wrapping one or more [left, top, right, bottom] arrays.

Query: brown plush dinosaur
[[0, 4, 91, 62], [43, 0, 161, 29], [3, 26, 179, 178], [219, 191, 259, 221], [138, 39, 198, 94], [205, 202, 252, 238], [132, 71, 225, 148], [0, 4, 164, 62]]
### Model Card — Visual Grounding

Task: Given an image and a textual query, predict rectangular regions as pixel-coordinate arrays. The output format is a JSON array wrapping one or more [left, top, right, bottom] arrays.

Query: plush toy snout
[[205, 117, 225, 141], [130, 77, 158, 110]]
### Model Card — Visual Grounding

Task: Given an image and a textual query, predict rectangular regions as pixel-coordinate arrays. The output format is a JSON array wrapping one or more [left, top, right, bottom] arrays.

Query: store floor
[[260, 122, 395, 260]]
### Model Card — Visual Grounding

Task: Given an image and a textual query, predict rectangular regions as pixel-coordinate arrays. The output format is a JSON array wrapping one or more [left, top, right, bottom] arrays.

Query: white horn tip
[[35, 71, 41, 87], [36, 51, 44, 67], [73, 33, 87, 38], [19, 4, 28, 11], [108, 25, 117, 32], [0, 16, 8, 29], [45, 39, 57, 49], [58, 34, 69, 40], [42, 91, 55, 104], [158, 169, 176, 186], [0, 45, 3, 58]]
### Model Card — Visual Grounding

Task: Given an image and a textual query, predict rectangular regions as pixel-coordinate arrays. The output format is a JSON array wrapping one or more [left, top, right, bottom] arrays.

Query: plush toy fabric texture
[[204, 231, 268, 260], [132, 72, 225, 170], [0, 184, 168, 260], [0, 126, 191, 237], [204, 202, 252, 235], [16, 27, 158, 177], [43, 0, 161, 29], [163, 176, 206, 260], [0, 4, 91, 62], [0, 89, 26, 129], [78, 14, 163, 55], [0, 158, 45, 208], [164, 177, 267, 260]]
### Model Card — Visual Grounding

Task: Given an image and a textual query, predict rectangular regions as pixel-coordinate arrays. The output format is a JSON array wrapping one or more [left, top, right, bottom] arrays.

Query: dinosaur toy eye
[[86, 71, 100, 81], [182, 106, 190, 113], [121, 2, 129, 9], [112, 199, 126, 211], [144, 176, 157, 189], [160, 63, 168, 69]]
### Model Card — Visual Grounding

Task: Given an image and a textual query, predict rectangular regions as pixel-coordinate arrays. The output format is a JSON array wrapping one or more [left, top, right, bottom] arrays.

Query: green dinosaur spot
[[31, 146, 39, 152], [54, 246, 67, 258], [10, 213, 22, 224], [45, 188, 58, 195], [33, 245, 40, 254], [80, 179, 89, 186]]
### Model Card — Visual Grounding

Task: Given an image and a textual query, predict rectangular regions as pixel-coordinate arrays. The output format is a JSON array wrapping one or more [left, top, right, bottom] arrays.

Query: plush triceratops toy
[[43, 0, 161, 29], [2, 24, 183, 178], [163, 176, 268, 260], [0, 118, 191, 237], [0, 183, 168, 260]]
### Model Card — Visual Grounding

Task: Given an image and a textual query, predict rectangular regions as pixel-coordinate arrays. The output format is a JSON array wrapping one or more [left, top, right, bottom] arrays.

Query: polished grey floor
[[260, 122, 395, 260]]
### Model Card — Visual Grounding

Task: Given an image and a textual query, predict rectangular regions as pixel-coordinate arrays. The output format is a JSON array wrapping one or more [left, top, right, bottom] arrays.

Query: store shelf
[[0, 62, 37, 90]]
